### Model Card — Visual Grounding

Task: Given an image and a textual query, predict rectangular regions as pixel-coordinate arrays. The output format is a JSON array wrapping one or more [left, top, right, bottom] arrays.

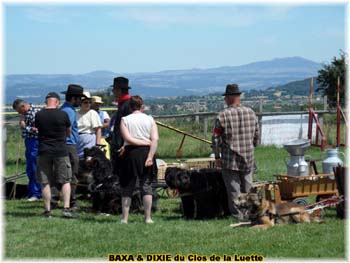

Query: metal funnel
[[283, 139, 310, 156]]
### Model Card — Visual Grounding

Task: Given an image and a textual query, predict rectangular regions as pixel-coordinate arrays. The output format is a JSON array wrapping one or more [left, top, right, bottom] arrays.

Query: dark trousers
[[51, 144, 79, 208], [24, 138, 42, 198]]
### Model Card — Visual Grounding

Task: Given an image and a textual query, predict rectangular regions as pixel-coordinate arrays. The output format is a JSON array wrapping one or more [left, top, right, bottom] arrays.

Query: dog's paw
[[229, 221, 252, 228]]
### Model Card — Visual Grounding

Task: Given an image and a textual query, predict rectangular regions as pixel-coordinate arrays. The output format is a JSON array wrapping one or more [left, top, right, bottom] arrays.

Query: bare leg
[[61, 183, 71, 209], [121, 197, 131, 223], [42, 183, 51, 212], [143, 195, 153, 223]]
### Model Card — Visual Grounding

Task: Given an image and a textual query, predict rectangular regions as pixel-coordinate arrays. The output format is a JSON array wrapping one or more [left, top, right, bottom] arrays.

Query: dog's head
[[232, 189, 264, 221], [232, 188, 263, 211], [84, 146, 108, 169], [83, 146, 115, 192], [233, 192, 261, 208], [165, 167, 191, 191]]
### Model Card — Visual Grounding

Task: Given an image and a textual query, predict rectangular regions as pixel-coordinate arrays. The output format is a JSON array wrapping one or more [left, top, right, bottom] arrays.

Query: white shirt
[[77, 109, 102, 134], [122, 112, 154, 146]]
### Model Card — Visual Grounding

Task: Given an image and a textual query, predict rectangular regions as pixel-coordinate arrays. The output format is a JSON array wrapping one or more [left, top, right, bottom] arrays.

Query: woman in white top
[[120, 95, 158, 224], [77, 92, 102, 159]]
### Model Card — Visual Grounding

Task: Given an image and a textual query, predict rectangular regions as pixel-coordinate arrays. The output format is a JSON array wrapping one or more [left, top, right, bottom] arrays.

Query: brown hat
[[61, 84, 84, 96], [111, 76, 131, 90], [222, 84, 241, 96], [45, 92, 60, 100]]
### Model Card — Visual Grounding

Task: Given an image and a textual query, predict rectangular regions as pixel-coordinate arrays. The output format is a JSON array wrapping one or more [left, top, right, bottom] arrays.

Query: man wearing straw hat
[[91, 95, 111, 159]]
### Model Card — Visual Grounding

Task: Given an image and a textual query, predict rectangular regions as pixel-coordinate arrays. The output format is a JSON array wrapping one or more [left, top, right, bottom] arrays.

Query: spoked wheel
[[292, 198, 309, 206], [155, 187, 179, 198]]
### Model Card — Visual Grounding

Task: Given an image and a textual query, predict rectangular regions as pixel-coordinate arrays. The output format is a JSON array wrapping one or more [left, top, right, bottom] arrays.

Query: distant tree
[[316, 51, 347, 108]]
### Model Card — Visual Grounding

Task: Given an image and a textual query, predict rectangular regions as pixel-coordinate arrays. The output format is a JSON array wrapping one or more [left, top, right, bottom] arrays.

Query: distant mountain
[[265, 76, 321, 96], [5, 56, 322, 104]]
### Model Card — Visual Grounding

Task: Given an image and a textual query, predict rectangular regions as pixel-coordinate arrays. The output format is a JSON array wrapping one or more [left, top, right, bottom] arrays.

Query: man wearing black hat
[[35, 92, 72, 218], [212, 84, 259, 222], [109, 77, 133, 182], [53, 84, 85, 210]]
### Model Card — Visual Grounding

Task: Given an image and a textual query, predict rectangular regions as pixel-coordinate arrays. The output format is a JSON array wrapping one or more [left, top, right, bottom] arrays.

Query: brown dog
[[230, 192, 321, 229]]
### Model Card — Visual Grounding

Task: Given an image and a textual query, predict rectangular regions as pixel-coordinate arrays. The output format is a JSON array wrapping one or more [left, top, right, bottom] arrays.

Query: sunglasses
[[82, 100, 92, 104]]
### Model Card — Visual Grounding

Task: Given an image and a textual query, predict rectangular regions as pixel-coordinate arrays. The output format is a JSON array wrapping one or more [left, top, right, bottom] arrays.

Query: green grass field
[[3, 120, 347, 260]]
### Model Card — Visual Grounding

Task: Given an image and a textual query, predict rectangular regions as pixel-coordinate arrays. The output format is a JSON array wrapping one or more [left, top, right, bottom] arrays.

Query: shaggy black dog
[[83, 146, 158, 214], [165, 167, 229, 219]]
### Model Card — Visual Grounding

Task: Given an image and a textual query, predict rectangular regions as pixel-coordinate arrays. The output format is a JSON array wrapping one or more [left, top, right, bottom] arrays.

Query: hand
[[145, 158, 153, 167], [19, 120, 25, 129], [215, 159, 222, 168], [117, 146, 125, 157]]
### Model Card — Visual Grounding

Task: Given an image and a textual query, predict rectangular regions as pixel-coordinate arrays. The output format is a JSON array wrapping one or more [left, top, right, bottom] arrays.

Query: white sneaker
[[120, 219, 128, 224], [27, 196, 39, 202], [145, 219, 154, 224]]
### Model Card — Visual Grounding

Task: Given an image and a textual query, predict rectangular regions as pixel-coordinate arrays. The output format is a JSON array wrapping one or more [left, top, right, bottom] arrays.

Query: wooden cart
[[262, 173, 338, 205]]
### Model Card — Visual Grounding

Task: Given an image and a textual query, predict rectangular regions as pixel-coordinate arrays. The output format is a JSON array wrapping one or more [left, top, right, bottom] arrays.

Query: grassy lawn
[[3, 120, 347, 260], [4, 198, 345, 260]]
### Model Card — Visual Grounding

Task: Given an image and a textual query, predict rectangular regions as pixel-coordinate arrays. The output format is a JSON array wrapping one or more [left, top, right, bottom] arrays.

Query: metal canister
[[322, 148, 344, 174]]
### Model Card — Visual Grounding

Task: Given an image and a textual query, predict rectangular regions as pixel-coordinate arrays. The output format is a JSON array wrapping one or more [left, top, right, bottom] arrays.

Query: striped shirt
[[213, 105, 259, 171], [21, 105, 41, 139]]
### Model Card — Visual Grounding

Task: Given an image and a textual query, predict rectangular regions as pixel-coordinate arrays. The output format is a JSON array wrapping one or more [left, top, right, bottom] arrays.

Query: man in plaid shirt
[[12, 99, 42, 201], [212, 84, 259, 220]]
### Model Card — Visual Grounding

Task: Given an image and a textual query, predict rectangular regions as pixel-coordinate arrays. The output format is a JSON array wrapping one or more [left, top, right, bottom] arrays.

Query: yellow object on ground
[[101, 137, 110, 159]]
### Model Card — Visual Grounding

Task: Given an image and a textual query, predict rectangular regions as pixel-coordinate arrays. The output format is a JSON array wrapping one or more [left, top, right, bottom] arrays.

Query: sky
[[3, 2, 348, 75]]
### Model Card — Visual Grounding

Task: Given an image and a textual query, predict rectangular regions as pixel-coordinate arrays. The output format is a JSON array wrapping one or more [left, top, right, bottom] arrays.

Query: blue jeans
[[25, 138, 42, 198]]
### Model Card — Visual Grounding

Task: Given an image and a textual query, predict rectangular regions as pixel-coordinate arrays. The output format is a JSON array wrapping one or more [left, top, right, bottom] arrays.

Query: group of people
[[13, 77, 259, 224], [13, 76, 159, 223]]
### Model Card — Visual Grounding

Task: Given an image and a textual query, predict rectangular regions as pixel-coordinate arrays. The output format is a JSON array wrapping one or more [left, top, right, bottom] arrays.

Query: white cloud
[[109, 5, 294, 28], [22, 5, 295, 27], [24, 7, 81, 24]]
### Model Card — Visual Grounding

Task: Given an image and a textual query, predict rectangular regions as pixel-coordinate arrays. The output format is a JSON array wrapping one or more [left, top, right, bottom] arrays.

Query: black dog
[[83, 146, 158, 214], [165, 167, 229, 219]]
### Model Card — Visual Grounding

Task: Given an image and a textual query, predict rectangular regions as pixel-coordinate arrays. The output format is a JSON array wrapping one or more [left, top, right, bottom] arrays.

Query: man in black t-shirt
[[35, 92, 73, 218]]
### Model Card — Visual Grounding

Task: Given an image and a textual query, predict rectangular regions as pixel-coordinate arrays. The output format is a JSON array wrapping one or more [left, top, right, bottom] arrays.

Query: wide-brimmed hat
[[222, 84, 241, 96], [111, 76, 131, 90], [81, 91, 91, 100], [91, 96, 103, 104], [61, 84, 84, 96], [45, 92, 60, 100]]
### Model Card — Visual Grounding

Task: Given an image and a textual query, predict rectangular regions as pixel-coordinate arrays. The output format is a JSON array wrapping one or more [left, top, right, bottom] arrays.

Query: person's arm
[[120, 119, 150, 146], [253, 116, 259, 147], [66, 127, 72, 137], [95, 127, 102, 145], [102, 111, 110, 129], [145, 120, 159, 167], [212, 117, 223, 168], [102, 118, 110, 129]]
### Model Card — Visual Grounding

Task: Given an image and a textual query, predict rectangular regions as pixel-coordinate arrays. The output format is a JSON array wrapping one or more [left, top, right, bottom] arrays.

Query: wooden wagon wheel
[[155, 187, 179, 198]]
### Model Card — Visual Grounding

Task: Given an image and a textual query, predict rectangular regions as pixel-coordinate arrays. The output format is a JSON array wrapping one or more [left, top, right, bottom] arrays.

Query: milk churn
[[322, 148, 344, 174], [283, 139, 310, 176]]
